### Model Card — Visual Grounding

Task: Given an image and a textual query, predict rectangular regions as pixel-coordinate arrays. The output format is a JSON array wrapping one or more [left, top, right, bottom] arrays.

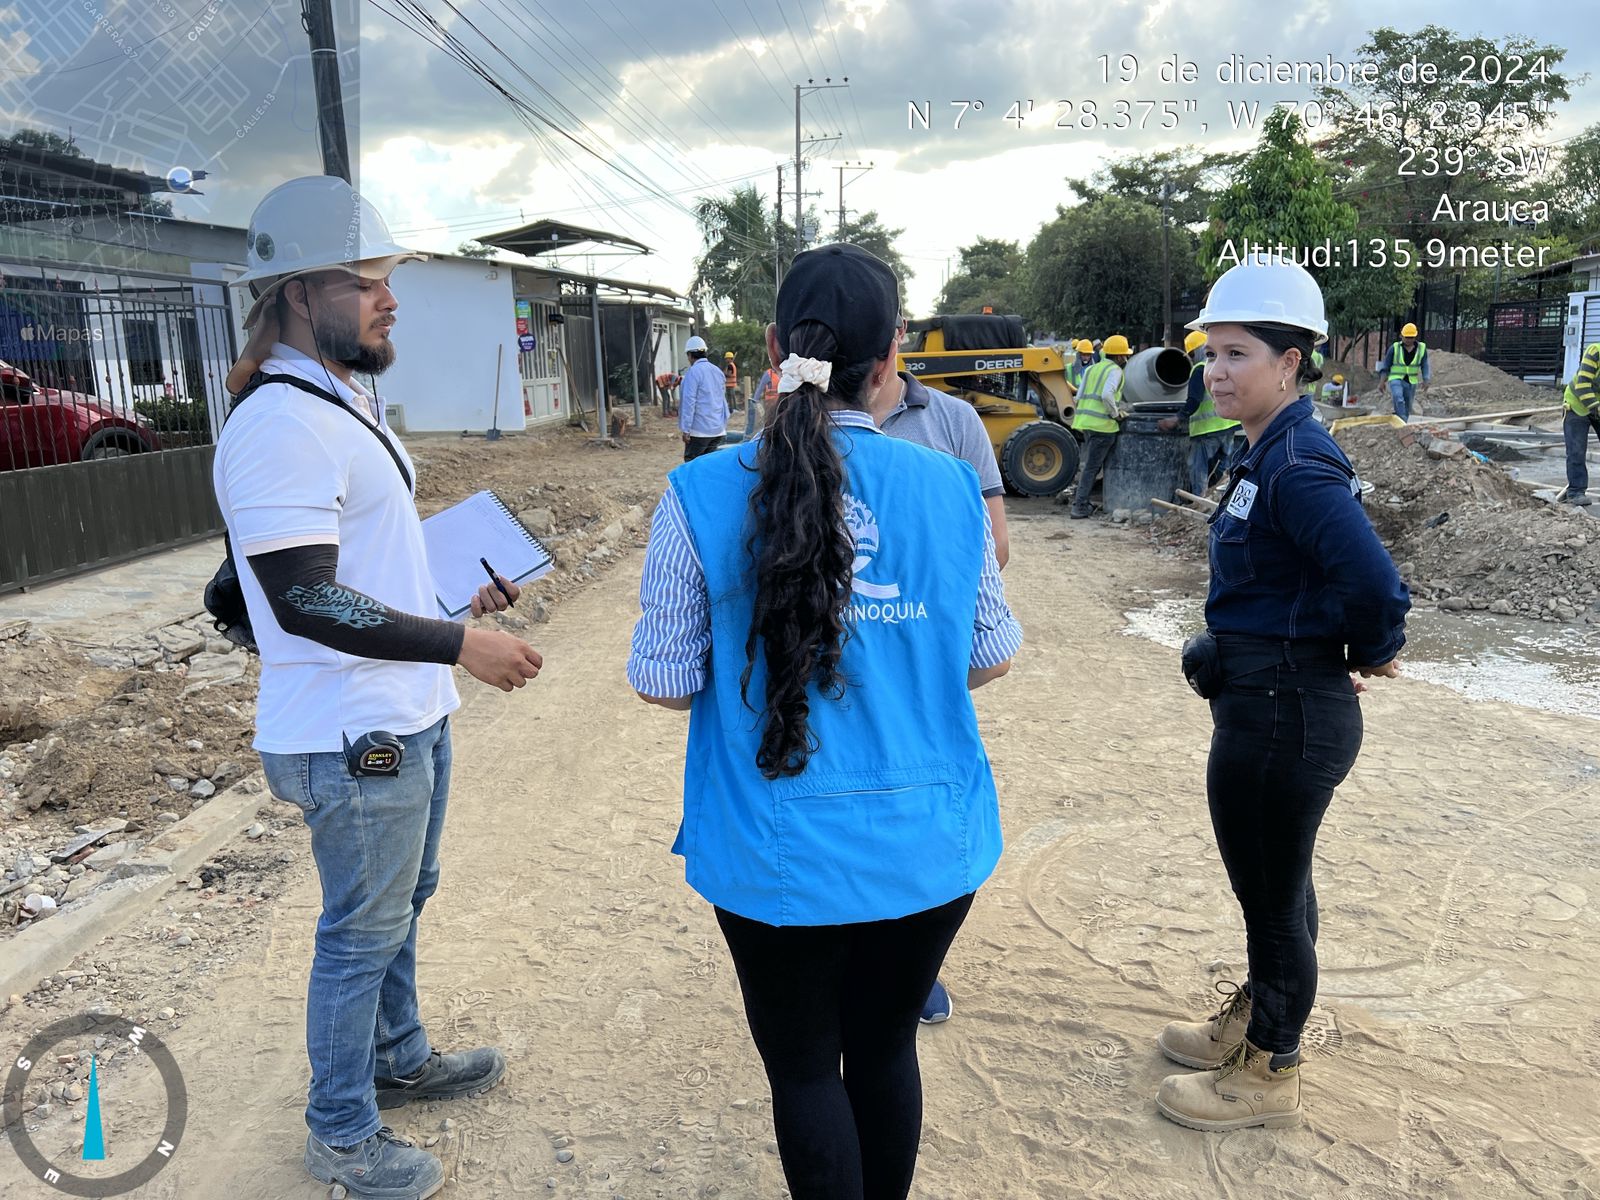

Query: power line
[[391, 167, 782, 235], [367, 0, 672, 242], [814, 0, 869, 151], [0, 13, 196, 75], [774, 0, 851, 157], [472, 0, 732, 197], [706, 0, 794, 115], [370, 0, 687, 224], [584, 0, 756, 154]]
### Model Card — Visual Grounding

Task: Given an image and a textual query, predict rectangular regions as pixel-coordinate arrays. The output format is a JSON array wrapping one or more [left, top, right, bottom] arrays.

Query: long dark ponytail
[[741, 319, 879, 778]]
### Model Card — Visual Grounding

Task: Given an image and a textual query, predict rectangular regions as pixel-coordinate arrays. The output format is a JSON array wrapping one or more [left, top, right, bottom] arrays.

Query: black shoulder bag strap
[[230, 370, 413, 493]]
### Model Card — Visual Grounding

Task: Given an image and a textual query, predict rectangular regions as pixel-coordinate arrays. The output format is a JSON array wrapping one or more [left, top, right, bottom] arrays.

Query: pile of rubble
[[1145, 421, 1600, 625]]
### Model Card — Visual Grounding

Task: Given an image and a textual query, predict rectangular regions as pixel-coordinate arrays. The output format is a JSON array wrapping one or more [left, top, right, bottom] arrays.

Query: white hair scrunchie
[[776, 353, 833, 395]]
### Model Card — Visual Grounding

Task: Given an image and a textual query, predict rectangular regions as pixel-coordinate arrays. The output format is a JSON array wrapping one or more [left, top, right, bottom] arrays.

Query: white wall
[[385, 258, 524, 433]]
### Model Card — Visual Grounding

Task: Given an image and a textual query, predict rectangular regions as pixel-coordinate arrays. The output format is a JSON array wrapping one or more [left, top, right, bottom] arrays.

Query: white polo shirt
[[212, 344, 458, 754]]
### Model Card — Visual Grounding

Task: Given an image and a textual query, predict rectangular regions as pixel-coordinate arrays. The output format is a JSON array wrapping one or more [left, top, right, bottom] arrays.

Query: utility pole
[[794, 79, 849, 252], [302, 0, 351, 183], [1160, 182, 1174, 346], [775, 164, 785, 292], [835, 162, 874, 238]]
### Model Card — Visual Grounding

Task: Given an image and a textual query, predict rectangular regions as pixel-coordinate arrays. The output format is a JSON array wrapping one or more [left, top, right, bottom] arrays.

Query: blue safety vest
[[670, 424, 1003, 925]]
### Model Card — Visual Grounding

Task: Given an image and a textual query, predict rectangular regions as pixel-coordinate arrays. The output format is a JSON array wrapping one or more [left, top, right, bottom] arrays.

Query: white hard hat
[[1189, 253, 1328, 346], [232, 176, 426, 329], [684, 335, 708, 353]]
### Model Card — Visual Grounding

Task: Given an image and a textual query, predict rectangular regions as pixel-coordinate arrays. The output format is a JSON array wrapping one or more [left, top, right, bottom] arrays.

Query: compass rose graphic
[[4, 1013, 187, 1196]]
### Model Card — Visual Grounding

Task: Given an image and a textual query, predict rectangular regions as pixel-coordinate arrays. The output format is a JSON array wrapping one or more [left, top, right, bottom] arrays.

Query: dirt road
[[4, 466, 1598, 1198]]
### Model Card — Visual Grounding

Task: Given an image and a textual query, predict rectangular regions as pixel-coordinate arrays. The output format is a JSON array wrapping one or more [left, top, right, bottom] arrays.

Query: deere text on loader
[[896, 314, 1079, 496]]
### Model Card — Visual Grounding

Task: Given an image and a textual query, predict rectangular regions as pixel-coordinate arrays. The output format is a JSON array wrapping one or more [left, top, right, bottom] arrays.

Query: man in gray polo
[[870, 352, 1010, 568], [868, 328, 1009, 1024]]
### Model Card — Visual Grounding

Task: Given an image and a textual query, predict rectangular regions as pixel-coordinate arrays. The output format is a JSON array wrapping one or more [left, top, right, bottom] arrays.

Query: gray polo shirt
[[880, 372, 1004, 498]]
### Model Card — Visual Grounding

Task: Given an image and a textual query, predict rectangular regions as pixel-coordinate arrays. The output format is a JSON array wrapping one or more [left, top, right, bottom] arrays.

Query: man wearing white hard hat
[[1156, 253, 1409, 1134], [679, 333, 728, 460], [215, 176, 543, 1199]]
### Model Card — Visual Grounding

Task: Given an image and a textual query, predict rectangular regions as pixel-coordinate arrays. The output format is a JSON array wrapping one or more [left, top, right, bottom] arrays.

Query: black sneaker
[[374, 1047, 506, 1111], [304, 1126, 444, 1199]]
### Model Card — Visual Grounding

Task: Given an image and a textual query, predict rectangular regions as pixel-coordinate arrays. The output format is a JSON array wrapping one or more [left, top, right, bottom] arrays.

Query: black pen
[[479, 557, 514, 604]]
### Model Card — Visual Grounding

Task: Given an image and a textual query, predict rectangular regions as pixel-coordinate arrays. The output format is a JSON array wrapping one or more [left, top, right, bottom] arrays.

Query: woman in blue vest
[[628, 244, 1020, 1199], [1159, 255, 1410, 1132]]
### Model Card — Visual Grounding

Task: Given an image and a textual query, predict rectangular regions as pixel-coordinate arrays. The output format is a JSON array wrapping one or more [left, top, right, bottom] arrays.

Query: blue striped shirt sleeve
[[627, 486, 712, 698], [970, 513, 1022, 669]]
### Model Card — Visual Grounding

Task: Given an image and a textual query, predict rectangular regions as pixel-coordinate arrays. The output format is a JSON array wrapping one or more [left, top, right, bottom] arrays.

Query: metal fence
[[0, 264, 236, 592], [1484, 297, 1568, 381]]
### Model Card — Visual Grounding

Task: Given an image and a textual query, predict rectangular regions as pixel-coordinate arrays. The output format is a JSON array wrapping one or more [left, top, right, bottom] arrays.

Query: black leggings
[[1206, 638, 1363, 1055], [715, 893, 975, 1200]]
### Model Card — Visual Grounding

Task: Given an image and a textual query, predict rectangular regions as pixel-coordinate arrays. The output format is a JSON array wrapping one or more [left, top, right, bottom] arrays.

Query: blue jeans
[[1188, 430, 1235, 496], [1388, 380, 1415, 422], [1565, 409, 1595, 496], [260, 716, 452, 1146]]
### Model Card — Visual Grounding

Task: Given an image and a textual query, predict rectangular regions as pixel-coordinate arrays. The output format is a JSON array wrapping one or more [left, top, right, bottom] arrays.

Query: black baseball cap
[[775, 243, 900, 364]]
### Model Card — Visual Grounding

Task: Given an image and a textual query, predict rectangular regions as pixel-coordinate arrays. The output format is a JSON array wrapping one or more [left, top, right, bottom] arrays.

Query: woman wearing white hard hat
[[1157, 254, 1410, 1131]]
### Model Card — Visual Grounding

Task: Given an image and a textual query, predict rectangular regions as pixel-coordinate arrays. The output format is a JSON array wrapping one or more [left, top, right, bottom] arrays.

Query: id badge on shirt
[[1225, 479, 1259, 520]]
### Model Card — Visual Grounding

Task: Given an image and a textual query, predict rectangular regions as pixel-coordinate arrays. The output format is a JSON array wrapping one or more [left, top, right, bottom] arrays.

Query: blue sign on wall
[[518, 334, 536, 352]]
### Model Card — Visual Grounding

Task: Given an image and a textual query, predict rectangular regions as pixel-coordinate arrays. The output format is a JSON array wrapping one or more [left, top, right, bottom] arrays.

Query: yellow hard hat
[[724, 350, 735, 358], [1101, 334, 1133, 357], [1332, 373, 1345, 383], [1401, 322, 1419, 338], [1183, 330, 1208, 355], [1075, 339, 1093, 354]]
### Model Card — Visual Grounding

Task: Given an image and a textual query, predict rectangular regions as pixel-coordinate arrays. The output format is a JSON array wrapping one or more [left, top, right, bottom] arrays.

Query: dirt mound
[[1336, 424, 1529, 542], [1339, 424, 1598, 620], [1418, 350, 1560, 417], [2, 418, 682, 930], [1143, 422, 1600, 625]]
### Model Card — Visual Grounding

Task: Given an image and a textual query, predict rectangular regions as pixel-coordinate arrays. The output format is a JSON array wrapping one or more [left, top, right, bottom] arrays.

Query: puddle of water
[[1123, 597, 1600, 721]]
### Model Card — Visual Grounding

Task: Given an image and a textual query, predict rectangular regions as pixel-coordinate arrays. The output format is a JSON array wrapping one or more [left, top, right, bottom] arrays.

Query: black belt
[[1212, 633, 1347, 671]]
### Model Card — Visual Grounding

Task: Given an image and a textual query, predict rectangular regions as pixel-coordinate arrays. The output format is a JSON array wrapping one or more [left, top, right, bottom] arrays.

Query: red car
[[0, 358, 161, 470]]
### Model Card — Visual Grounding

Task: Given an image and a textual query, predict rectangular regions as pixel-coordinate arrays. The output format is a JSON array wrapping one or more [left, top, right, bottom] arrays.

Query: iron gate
[[1483, 296, 1566, 381], [0, 262, 236, 593]]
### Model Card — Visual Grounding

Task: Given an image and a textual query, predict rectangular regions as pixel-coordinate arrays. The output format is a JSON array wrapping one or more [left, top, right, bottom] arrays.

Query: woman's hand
[[1351, 659, 1400, 693], [224, 303, 281, 395]]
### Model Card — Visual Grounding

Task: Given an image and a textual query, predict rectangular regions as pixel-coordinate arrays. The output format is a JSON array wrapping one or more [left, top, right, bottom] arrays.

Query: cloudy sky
[[3, 0, 1597, 315]]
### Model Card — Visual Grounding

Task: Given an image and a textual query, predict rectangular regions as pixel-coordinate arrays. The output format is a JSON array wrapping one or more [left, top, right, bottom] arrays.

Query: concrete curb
[[0, 776, 270, 1001]]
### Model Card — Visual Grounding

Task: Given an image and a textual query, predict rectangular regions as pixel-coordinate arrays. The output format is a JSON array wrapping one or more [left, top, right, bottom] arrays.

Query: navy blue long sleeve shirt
[[1206, 398, 1410, 668]]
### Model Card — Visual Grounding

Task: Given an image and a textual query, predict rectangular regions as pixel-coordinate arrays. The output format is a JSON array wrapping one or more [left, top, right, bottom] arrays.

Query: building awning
[[0, 141, 177, 226], [478, 219, 651, 258]]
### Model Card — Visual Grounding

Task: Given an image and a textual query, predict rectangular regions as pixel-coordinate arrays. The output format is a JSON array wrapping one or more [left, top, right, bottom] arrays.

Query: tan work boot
[[1156, 1039, 1302, 1131], [1157, 980, 1251, 1069]]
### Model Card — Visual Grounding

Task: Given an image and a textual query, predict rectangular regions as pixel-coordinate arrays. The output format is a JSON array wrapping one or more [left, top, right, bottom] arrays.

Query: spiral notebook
[[421, 490, 554, 619]]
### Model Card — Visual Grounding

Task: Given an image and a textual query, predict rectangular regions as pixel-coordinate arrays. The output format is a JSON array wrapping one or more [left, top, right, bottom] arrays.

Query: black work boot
[[374, 1047, 506, 1110]]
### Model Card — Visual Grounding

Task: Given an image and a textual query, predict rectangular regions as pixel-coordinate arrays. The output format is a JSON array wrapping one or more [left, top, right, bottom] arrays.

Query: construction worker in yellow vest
[[1562, 340, 1600, 506], [1320, 373, 1349, 406], [1068, 334, 1132, 518], [1066, 338, 1096, 393], [1159, 330, 1241, 496], [1374, 322, 1430, 421]]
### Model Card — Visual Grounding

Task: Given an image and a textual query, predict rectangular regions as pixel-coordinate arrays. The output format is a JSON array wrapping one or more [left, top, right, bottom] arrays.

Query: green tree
[[1551, 123, 1600, 248], [456, 240, 495, 259], [692, 184, 785, 322], [1201, 107, 1412, 346], [1067, 146, 1241, 228], [704, 318, 770, 388], [4, 129, 84, 157], [1315, 26, 1570, 249], [935, 237, 1027, 315], [1027, 195, 1167, 341], [824, 211, 913, 307], [1201, 108, 1358, 269]]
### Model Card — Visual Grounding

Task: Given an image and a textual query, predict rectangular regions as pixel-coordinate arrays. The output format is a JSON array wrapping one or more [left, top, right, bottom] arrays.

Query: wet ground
[[1124, 595, 1600, 720]]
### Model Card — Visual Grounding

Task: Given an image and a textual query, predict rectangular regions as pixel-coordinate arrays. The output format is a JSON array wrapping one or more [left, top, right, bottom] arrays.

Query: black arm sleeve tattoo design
[[247, 544, 465, 665]]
